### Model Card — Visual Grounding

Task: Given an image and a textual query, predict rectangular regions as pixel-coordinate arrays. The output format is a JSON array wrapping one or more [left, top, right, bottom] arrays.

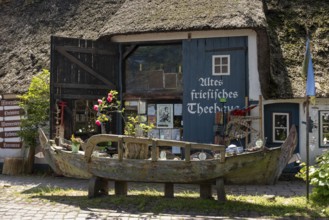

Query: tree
[[18, 69, 50, 173]]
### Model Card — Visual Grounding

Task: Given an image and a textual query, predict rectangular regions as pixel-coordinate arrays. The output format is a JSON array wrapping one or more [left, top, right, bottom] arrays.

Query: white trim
[[319, 111, 329, 147], [272, 112, 289, 143], [111, 29, 255, 42]]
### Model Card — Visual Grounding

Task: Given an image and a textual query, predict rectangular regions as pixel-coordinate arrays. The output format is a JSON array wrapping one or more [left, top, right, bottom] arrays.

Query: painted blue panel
[[183, 37, 248, 143]]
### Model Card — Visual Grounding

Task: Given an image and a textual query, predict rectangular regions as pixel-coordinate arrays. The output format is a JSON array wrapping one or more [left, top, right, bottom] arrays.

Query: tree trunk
[[24, 146, 35, 174]]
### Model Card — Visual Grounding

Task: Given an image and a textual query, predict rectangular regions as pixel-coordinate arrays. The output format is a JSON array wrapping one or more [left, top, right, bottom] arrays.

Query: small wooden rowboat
[[39, 125, 297, 201]]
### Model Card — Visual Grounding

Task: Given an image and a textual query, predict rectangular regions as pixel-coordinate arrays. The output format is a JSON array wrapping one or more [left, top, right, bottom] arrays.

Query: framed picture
[[160, 129, 172, 140], [157, 104, 173, 128]]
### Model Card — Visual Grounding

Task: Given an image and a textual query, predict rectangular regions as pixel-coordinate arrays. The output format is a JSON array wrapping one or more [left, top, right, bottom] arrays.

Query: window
[[319, 111, 329, 148], [212, 55, 230, 75], [272, 113, 289, 143], [124, 44, 182, 95]]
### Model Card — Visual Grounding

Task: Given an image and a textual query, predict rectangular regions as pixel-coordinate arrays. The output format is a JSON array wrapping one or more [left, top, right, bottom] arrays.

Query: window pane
[[222, 65, 228, 73], [222, 57, 228, 64], [275, 128, 287, 141], [214, 57, 221, 65], [275, 115, 287, 127], [214, 66, 221, 73], [125, 44, 182, 93]]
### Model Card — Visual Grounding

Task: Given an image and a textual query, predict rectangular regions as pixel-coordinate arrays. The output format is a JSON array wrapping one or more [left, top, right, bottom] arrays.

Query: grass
[[20, 185, 329, 218]]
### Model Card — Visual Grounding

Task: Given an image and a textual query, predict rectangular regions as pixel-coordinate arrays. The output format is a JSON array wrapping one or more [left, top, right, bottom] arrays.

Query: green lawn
[[22, 186, 329, 218]]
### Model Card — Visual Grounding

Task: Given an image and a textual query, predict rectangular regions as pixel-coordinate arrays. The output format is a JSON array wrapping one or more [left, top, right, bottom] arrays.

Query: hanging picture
[[147, 104, 156, 116], [157, 104, 173, 128]]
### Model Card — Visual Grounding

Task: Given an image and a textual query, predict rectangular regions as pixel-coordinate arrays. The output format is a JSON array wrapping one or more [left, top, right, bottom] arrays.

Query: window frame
[[272, 112, 290, 143], [319, 111, 329, 148], [212, 55, 230, 76]]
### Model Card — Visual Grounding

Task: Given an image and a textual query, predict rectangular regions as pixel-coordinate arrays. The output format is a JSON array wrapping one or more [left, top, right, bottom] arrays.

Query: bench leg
[[88, 176, 109, 198], [115, 181, 128, 196], [216, 178, 226, 202], [200, 183, 212, 199], [164, 183, 174, 198]]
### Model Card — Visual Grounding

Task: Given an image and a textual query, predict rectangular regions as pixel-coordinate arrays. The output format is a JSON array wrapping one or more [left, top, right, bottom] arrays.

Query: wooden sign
[[0, 120, 21, 128], [0, 100, 19, 106], [0, 142, 22, 148], [0, 131, 19, 138], [0, 109, 23, 117], [0, 94, 23, 149]]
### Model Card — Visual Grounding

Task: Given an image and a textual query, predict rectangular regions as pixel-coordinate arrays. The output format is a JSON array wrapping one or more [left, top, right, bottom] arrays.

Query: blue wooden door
[[182, 37, 248, 143], [264, 103, 299, 153]]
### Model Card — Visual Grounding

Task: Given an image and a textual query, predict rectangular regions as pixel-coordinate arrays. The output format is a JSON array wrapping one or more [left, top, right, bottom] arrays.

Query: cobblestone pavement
[[0, 174, 308, 220]]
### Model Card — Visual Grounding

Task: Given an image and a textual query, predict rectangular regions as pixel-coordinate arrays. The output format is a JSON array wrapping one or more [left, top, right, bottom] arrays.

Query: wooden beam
[[56, 46, 116, 89], [56, 46, 116, 56], [53, 94, 105, 100], [53, 83, 110, 90]]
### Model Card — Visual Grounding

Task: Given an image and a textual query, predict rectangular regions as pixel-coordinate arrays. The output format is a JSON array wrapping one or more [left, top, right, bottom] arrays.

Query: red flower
[[97, 99, 103, 104], [95, 120, 101, 126], [93, 105, 99, 111], [107, 96, 113, 103]]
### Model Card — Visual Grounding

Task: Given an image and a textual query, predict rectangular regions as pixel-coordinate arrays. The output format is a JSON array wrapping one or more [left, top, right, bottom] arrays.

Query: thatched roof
[[0, 0, 123, 94], [1, 0, 328, 99], [265, 0, 329, 99], [99, 0, 267, 38]]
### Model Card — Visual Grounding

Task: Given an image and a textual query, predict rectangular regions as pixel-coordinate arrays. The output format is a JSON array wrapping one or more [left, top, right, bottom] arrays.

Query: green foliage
[[124, 115, 154, 137], [18, 69, 50, 147], [296, 150, 329, 202]]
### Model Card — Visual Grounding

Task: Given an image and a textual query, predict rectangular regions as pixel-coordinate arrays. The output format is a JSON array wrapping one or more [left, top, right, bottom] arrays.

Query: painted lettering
[[199, 77, 223, 87], [187, 103, 239, 116], [191, 89, 239, 101]]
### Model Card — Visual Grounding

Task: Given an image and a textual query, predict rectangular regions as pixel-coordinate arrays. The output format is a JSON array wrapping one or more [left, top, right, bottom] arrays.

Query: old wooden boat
[[39, 129, 92, 179], [39, 124, 297, 185]]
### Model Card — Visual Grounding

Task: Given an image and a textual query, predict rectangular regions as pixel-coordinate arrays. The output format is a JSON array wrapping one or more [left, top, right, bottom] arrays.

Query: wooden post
[[118, 138, 123, 161], [215, 178, 226, 202], [259, 95, 263, 139], [200, 183, 212, 199], [151, 140, 158, 161], [164, 183, 174, 198], [185, 144, 191, 162], [245, 96, 249, 145], [2, 157, 24, 175], [115, 181, 128, 196], [88, 176, 109, 198]]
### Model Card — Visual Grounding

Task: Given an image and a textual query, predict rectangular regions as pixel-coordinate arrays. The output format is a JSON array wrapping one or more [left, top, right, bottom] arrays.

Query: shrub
[[296, 150, 329, 201]]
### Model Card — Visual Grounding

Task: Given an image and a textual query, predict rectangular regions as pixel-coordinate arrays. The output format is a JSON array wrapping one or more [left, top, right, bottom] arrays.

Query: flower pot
[[124, 142, 149, 159], [71, 143, 80, 153]]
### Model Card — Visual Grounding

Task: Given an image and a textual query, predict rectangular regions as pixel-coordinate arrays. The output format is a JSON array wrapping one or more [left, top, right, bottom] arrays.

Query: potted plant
[[124, 115, 154, 159], [70, 134, 84, 153]]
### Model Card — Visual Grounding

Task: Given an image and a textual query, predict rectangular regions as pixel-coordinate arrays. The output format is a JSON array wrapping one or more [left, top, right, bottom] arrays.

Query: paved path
[[0, 174, 308, 220]]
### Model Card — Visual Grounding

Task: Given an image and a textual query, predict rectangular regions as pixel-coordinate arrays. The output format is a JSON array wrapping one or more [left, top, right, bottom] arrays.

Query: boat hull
[[39, 125, 297, 184]]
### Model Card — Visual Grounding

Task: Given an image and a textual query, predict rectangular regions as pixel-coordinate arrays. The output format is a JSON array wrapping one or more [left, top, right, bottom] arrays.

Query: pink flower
[[107, 96, 112, 103], [97, 99, 103, 104], [95, 120, 101, 126], [108, 93, 113, 98], [93, 105, 99, 111]]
